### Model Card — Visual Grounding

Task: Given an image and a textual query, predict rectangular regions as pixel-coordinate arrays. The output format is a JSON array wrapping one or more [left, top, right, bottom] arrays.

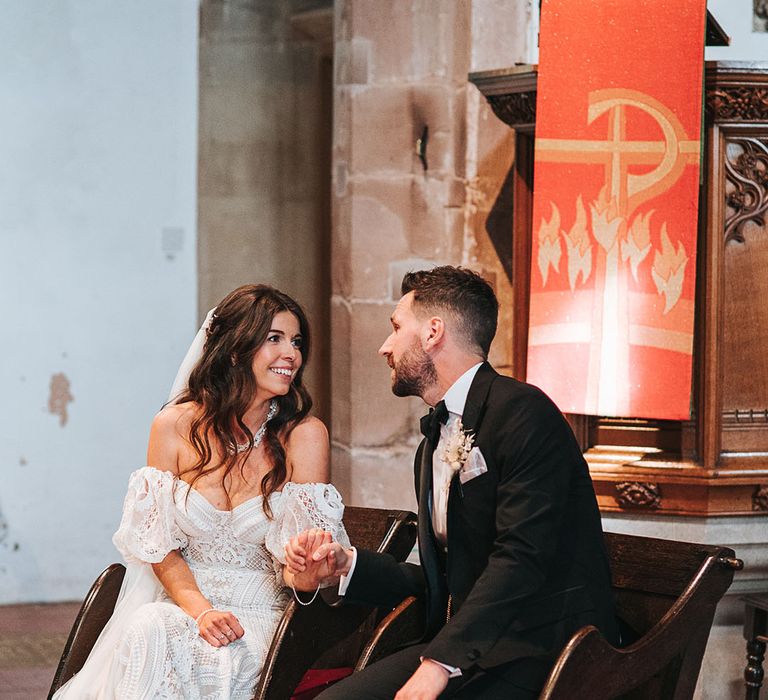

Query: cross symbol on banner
[[531, 88, 700, 415], [536, 88, 700, 218]]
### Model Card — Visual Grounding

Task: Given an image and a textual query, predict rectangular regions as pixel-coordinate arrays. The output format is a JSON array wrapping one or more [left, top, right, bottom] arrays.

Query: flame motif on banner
[[537, 186, 689, 315]]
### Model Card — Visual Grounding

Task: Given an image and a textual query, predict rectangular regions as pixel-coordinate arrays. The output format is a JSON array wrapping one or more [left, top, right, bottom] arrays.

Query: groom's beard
[[390, 340, 437, 398]]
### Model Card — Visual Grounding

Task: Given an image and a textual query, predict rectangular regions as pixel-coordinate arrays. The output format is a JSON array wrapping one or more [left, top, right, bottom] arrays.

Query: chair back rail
[[539, 533, 740, 700], [48, 563, 126, 698], [353, 532, 741, 700]]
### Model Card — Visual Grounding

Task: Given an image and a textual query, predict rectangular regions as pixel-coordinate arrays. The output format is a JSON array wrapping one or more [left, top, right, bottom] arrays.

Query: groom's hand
[[394, 660, 450, 700]]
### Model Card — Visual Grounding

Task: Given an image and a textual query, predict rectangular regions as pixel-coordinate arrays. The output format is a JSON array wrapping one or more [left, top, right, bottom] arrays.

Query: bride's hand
[[196, 609, 244, 647], [287, 529, 352, 590]]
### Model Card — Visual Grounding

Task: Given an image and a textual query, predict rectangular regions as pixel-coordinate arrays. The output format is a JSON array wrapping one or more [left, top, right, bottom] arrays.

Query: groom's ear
[[423, 316, 445, 349]]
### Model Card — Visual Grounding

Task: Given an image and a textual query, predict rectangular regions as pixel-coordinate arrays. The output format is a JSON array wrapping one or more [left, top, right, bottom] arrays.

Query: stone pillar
[[198, 0, 332, 421], [331, 0, 473, 509]]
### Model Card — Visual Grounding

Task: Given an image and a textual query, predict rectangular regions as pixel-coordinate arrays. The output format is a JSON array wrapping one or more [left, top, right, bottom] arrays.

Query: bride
[[54, 284, 349, 699]]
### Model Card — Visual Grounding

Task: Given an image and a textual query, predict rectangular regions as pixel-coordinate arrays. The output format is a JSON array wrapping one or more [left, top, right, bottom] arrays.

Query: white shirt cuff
[[337, 546, 358, 596], [421, 657, 462, 678]]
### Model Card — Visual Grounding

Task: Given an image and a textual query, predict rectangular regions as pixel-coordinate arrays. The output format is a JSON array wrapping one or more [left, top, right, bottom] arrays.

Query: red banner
[[527, 0, 706, 420]]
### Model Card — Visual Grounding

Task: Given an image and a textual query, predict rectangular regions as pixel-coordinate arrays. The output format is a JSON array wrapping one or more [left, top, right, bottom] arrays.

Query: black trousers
[[314, 644, 539, 700]]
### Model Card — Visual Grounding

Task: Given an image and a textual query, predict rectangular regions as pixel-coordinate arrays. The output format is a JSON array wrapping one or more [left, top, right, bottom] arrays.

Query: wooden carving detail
[[707, 87, 768, 122], [724, 138, 768, 244], [753, 485, 768, 512], [486, 92, 536, 129], [615, 482, 661, 509]]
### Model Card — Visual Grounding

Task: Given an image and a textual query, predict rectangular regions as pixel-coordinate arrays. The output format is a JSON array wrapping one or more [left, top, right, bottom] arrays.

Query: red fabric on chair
[[290, 667, 354, 700]]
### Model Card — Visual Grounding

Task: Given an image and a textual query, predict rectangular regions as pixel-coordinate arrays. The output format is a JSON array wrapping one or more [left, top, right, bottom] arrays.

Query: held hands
[[394, 659, 450, 700], [195, 608, 244, 648], [284, 528, 352, 591]]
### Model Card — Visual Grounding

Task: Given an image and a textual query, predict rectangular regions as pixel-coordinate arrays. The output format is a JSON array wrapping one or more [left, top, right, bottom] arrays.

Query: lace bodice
[[112, 467, 350, 610]]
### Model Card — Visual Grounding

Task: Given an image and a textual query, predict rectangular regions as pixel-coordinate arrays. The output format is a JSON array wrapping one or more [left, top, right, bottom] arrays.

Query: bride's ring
[[216, 634, 226, 640]]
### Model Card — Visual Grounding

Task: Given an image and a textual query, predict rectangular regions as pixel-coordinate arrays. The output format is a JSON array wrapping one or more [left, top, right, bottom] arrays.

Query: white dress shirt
[[430, 363, 482, 545]]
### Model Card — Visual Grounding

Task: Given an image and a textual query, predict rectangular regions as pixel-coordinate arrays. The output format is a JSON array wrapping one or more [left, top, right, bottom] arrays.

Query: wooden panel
[[721, 136, 768, 453], [469, 62, 768, 516]]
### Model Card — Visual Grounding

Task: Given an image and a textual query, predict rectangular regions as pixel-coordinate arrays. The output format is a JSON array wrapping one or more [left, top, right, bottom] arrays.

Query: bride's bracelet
[[290, 581, 321, 606], [194, 608, 220, 625]]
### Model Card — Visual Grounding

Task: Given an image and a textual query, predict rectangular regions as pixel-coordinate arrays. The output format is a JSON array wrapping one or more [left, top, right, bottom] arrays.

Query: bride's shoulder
[[152, 401, 199, 434], [147, 402, 200, 474], [285, 416, 329, 483], [287, 415, 328, 443]]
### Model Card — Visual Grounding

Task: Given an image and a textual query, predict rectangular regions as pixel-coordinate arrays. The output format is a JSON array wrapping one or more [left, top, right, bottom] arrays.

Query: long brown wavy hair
[[174, 284, 312, 516]]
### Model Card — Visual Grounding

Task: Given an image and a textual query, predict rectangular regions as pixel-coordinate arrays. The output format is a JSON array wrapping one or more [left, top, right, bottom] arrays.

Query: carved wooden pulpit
[[470, 61, 768, 517]]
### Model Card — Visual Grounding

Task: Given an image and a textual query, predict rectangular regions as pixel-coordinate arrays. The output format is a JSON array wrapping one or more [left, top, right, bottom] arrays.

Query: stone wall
[[329, 0, 527, 508]]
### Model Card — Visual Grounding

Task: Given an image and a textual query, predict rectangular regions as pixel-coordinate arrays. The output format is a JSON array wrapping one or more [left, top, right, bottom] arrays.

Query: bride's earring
[[230, 353, 237, 366]]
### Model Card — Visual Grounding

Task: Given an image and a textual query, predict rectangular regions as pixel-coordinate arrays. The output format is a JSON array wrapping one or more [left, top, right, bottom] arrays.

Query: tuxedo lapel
[[416, 433, 447, 637], [446, 363, 497, 553], [460, 362, 497, 436]]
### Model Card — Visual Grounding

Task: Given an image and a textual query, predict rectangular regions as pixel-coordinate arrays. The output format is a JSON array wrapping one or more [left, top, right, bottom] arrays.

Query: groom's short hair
[[402, 266, 498, 357]]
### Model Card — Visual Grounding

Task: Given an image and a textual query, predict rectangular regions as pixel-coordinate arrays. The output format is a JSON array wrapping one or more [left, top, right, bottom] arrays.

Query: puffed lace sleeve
[[112, 467, 188, 564], [265, 482, 351, 566]]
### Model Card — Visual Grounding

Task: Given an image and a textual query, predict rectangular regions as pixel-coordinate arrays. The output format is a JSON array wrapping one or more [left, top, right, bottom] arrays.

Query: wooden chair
[[47, 506, 417, 700], [358, 532, 742, 700], [48, 563, 127, 697]]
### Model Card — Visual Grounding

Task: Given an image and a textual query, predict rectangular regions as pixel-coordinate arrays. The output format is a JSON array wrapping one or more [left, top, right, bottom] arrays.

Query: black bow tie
[[420, 400, 449, 445]]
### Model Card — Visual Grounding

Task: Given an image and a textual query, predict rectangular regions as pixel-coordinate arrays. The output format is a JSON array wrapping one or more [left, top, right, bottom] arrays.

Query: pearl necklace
[[233, 399, 278, 454]]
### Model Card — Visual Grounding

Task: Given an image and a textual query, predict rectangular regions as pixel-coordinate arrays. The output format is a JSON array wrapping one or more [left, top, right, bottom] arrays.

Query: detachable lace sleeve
[[265, 482, 351, 566], [112, 467, 188, 564]]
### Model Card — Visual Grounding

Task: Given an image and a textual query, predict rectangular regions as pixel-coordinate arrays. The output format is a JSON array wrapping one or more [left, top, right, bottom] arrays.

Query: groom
[[289, 266, 618, 699]]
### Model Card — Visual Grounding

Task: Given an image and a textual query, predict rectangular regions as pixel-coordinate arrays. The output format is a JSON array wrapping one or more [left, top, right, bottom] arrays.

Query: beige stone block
[[200, 1, 284, 45], [200, 42, 286, 89], [410, 85, 465, 177], [198, 195, 281, 310], [348, 0, 471, 84], [348, 182, 411, 299], [344, 176, 464, 291], [333, 87, 351, 161], [388, 258, 439, 302], [199, 140, 279, 198], [330, 297, 352, 446], [348, 302, 427, 447], [349, 85, 414, 174], [442, 207, 467, 263], [403, 178, 465, 263], [331, 193, 352, 298], [348, 448, 418, 512], [330, 445, 352, 503], [199, 81, 284, 146], [451, 87, 468, 178], [335, 38, 370, 86]]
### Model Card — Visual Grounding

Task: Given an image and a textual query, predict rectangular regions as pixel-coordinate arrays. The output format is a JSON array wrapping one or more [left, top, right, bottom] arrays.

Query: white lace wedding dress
[[53, 466, 349, 700]]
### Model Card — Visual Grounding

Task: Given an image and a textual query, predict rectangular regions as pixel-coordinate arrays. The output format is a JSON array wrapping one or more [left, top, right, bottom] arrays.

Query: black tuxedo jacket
[[344, 363, 618, 689]]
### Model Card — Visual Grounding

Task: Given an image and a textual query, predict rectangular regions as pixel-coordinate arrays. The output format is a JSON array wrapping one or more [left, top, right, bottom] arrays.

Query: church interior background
[[1, 1, 766, 697]]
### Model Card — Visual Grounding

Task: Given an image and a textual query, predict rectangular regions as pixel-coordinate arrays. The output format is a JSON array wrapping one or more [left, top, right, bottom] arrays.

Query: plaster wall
[[0, 0, 198, 603]]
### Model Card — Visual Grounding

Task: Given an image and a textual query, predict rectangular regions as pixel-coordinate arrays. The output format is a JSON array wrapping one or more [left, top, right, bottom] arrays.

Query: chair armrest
[[355, 596, 426, 672]]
